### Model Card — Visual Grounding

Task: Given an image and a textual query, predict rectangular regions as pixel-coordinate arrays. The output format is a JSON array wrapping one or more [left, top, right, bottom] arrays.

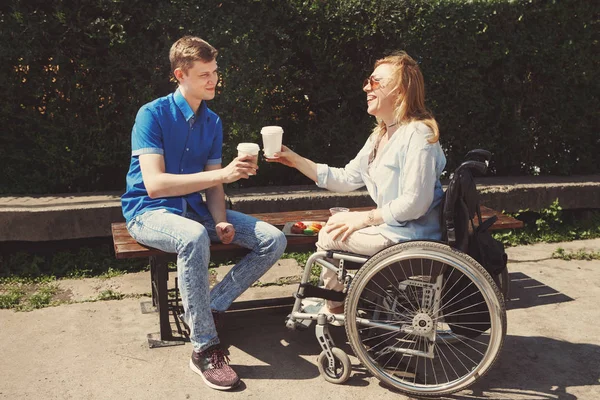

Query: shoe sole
[[189, 359, 240, 391]]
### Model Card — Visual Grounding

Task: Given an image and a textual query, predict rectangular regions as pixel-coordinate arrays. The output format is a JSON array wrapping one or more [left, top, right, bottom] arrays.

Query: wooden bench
[[111, 206, 522, 347]]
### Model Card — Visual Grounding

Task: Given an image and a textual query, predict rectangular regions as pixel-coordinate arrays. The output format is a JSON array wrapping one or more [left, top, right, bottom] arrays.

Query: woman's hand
[[265, 144, 319, 182], [264, 145, 300, 168], [324, 211, 370, 241]]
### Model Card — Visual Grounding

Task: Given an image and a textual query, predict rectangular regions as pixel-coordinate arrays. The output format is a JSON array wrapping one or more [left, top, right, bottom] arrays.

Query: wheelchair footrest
[[297, 283, 345, 302]]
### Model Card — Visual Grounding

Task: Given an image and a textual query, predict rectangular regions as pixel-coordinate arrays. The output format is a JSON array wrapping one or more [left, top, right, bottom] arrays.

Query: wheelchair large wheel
[[498, 266, 510, 300], [344, 241, 506, 397]]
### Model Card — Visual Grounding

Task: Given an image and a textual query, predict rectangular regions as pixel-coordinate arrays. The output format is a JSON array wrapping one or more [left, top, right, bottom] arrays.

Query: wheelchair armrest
[[326, 250, 369, 268]]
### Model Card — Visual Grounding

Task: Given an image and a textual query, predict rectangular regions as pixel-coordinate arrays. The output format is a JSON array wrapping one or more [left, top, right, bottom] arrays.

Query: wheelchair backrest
[[440, 149, 491, 253]]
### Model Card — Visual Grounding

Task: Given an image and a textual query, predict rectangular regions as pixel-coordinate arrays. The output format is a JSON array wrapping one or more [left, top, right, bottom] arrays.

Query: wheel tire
[[498, 266, 510, 300], [317, 347, 352, 384], [344, 240, 506, 397]]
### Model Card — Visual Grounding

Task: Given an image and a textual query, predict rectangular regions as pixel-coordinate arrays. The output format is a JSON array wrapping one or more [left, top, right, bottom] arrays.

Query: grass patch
[[26, 284, 59, 310], [97, 268, 127, 280], [281, 251, 320, 284], [492, 200, 600, 247], [96, 289, 125, 301], [1, 244, 149, 280], [0, 275, 56, 285], [0, 279, 60, 311], [0, 286, 26, 309], [552, 248, 600, 261], [282, 251, 310, 266], [252, 275, 302, 288], [0, 277, 151, 311]]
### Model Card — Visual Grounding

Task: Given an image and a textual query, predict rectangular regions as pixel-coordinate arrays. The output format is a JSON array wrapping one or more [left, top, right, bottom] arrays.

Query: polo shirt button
[[186, 148, 189, 151], [180, 169, 184, 172]]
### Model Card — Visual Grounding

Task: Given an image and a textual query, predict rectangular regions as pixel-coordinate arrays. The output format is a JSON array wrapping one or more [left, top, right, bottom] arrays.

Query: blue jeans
[[126, 209, 287, 352]]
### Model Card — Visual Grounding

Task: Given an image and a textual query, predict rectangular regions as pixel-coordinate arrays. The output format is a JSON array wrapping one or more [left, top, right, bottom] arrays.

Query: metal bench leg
[[155, 255, 171, 340], [146, 255, 186, 348], [150, 256, 157, 307]]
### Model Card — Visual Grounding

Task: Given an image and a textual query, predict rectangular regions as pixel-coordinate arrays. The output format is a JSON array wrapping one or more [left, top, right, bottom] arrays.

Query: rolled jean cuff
[[195, 336, 220, 353]]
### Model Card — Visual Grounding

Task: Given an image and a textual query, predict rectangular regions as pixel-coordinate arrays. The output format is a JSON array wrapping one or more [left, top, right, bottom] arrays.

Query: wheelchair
[[284, 150, 507, 397]]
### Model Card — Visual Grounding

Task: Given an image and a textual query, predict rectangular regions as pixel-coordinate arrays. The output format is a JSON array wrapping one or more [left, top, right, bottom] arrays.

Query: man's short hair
[[169, 36, 218, 75]]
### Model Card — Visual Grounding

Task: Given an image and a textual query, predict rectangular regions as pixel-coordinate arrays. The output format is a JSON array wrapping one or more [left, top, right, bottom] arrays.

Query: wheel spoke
[[441, 332, 487, 357], [361, 285, 417, 319], [388, 264, 420, 312], [373, 269, 422, 315]]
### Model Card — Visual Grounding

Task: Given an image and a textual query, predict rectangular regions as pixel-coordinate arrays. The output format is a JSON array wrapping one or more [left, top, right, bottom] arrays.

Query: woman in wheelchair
[[268, 51, 446, 311], [267, 52, 507, 396]]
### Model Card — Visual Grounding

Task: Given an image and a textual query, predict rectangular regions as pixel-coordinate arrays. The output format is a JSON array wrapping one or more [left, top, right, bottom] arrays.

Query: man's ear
[[173, 68, 184, 83]]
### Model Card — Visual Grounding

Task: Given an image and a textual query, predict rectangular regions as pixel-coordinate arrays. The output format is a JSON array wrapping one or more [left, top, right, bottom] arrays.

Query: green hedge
[[0, 0, 597, 194]]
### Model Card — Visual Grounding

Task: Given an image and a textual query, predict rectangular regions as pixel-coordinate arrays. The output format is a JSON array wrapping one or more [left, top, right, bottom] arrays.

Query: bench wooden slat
[[112, 228, 323, 259], [112, 205, 523, 259], [251, 206, 522, 230], [482, 206, 523, 230], [113, 243, 166, 258]]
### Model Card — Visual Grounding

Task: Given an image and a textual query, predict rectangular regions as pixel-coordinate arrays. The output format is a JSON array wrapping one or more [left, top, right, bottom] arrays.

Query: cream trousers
[[315, 226, 394, 309]]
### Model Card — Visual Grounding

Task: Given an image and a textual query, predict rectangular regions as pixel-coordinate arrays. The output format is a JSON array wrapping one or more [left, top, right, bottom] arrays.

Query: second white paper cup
[[329, 207, 350, 215], [261, 126, 283, 158], [237, 143, 260, 175]]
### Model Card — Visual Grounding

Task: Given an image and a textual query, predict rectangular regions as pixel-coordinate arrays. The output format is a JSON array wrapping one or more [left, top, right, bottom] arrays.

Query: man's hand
[[216, 222, 235, 244], [220, 155, 257, 184], [324, 211, 369, 241]]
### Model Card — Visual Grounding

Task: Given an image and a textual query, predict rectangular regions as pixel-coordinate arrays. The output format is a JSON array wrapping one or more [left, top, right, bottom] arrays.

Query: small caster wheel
[[317, 347, 351, 384]]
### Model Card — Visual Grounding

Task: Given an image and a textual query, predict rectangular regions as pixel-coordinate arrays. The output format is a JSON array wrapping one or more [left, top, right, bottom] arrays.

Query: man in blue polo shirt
[[121, 36, 286, 391]]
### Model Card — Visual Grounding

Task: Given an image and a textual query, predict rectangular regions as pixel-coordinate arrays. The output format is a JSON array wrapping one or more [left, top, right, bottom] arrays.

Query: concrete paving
[[1, 239, 599, 400]]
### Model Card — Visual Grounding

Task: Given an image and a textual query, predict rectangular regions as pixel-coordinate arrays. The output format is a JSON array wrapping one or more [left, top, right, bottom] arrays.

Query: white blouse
[[316, 121, 447, 242]]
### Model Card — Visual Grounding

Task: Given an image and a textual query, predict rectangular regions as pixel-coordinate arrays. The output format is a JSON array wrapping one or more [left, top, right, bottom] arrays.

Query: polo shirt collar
[[174, 88, 208, 122]]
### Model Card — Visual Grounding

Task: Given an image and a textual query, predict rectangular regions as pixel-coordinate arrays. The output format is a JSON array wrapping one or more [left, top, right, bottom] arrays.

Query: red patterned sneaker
[[190, 345, 240, 390]]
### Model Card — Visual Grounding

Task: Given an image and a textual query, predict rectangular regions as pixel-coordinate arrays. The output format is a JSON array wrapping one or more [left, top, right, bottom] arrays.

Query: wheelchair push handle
[[456, 160, 488, 176], [465, 149, 491, 163]]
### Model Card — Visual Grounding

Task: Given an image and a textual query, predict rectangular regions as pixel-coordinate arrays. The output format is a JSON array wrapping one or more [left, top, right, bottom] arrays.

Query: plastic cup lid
[[261, 126, 283, 135], [237, 143, 260, 154]]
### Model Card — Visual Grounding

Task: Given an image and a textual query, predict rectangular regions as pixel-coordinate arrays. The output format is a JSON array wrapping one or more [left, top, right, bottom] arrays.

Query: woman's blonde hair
[[371, 51, 439, 143]]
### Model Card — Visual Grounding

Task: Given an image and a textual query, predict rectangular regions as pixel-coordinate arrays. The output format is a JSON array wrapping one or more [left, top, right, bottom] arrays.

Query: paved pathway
[[1, 239, 599, 399]]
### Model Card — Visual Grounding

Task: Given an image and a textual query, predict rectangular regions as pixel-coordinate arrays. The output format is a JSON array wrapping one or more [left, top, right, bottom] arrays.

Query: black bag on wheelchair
[[440, 149, 507, 338]]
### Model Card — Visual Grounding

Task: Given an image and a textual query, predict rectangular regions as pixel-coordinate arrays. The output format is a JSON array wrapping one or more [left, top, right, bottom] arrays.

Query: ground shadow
[[505, 271, 574, 311], [443, 335, 600, 400], [214, 306, 600, 400], [219, 305, 361, 382], [148, 270, 588, 397]]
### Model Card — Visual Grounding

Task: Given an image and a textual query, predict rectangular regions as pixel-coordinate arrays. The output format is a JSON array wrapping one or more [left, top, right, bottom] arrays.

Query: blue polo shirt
[[121, 88, 223, 223]]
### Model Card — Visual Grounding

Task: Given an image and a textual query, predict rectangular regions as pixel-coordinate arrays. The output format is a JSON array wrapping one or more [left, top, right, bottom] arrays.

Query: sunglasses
[[363, 76, 385, 90]]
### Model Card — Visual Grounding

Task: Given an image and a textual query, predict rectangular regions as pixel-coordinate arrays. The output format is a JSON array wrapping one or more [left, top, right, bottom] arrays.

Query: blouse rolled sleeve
[[382, 138, 439, 226], [315, 140, 371, 192]]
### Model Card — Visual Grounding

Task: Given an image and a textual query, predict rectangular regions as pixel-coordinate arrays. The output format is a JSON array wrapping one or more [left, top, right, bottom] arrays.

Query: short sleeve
[[206, 116, 223, 165], [131, 106, 164, 156]]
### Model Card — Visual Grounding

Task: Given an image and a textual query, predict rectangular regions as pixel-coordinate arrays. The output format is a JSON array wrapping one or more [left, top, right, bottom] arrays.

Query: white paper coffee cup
[[237, 143, 260, 175], [261, 126, 283, 158]]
